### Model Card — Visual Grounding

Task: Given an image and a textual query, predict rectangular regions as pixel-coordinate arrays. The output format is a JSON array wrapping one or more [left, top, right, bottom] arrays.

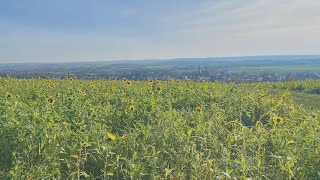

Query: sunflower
[[129, 105, 136, 111], [47, 97, 55, 105], [273, 116, 284, 125], [128, 99, 134, 106], [87, 108, 96, 116], [195, 107, 203, 113], [107, 133, 116, 141], [126, 80, 132, 86], [6, 92, 12, 98], [155, 86, 162, 94]]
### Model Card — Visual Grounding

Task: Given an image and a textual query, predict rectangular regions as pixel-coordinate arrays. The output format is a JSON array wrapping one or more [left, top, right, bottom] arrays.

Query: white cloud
[[157, 0, 320, 56]]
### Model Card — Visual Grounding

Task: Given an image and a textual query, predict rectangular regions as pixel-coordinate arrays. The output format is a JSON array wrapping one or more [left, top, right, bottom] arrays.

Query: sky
[[0, 0, 320, 63]]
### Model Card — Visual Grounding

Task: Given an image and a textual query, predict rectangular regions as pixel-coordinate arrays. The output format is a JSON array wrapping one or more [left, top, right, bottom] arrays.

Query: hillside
[[0, 78, 319, 179]]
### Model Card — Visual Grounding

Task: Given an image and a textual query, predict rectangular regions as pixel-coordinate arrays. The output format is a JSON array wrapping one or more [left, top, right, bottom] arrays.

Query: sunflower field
[[0, 77, 319, 179]]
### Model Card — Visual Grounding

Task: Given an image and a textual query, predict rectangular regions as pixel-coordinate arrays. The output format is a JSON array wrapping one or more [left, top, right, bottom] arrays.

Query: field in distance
[[0, 78, 319, 179], [1, 55, 320, 76]]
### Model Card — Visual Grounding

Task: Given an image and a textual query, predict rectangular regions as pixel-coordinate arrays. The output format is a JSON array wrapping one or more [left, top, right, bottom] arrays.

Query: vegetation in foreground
[[0, 78, 319, 179]]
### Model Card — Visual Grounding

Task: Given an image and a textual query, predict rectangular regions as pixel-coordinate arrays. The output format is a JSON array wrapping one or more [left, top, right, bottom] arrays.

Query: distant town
[[1, 55, 320, 82], [2, 66, 320, 83]]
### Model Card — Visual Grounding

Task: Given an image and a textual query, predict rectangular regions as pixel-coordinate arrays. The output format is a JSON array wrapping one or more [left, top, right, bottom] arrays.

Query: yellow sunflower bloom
[[273, 116, 284, 125], [195, 107, 204, 113], [89, 108, 95, 115], [6, 92, 13, 99], [129, 105, 136, 111], [107, 133, 116, 141], [126, 80, 132, 86], [156, 86, 162, 91], [47, 97, 55, 105]]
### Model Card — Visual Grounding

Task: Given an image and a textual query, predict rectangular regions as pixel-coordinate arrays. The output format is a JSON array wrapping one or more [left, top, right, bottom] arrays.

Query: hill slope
[[0, 78, 319, 179]]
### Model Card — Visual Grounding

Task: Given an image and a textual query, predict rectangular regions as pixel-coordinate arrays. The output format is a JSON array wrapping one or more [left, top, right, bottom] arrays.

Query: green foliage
[[0, 78, 319, 179], [271, 80, 320, 95]]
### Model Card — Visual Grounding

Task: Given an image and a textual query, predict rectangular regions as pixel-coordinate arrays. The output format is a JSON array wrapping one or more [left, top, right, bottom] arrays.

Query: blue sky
[[0, 0, 320, 62]]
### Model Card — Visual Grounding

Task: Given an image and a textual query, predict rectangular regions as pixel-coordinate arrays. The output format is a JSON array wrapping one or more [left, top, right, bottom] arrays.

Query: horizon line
[[1, 54, 320, 65]]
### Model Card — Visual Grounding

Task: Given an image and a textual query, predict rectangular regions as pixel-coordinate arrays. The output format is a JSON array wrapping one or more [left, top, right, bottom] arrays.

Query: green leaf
[[188, 129, 193, 137], [286, 140, 295, 145], [107, 172, 114, 176]]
